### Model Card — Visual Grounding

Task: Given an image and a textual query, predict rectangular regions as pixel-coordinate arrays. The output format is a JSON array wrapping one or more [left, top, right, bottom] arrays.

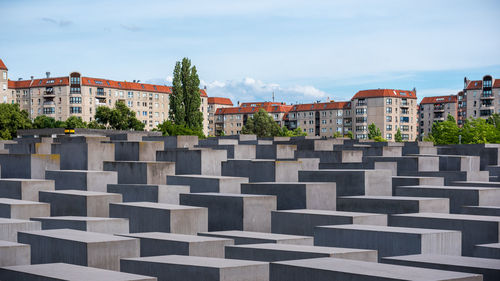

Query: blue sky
[[1, 0, 499, 104]]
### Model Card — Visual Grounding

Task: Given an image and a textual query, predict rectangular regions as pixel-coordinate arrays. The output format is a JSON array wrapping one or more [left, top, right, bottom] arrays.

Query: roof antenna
[[272, 91, 275, 102]]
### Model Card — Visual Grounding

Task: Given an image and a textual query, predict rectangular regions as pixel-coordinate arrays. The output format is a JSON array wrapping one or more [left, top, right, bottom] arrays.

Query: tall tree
[[169, 58, 203, 132], [0, 104, 32, 139], [95, 101, 144, 131], [241, 108, 281, 137], [367, 123, 381, 139], [395, 128, 403, 142], [430, 114, 460, 145]]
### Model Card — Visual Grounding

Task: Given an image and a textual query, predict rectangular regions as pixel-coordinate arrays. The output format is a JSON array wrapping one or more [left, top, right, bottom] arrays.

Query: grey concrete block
[[109, 202, 208, 234], [113, 141, 164, 161], [45, 170, 117, 192], [271, 209, 387, 236], [121, 255, 269, 281], [299, 169, 392, 196], [0, 262, 156, 281], [103, 161, 175, 184], [0, 178, 55, 201], [0, 218, 41, 242], [0, 198, 50, 220], [107, 184, 189, 204], [222, 159, 303, 182], [31, 216, 129, 234], [119, 232, 233, 258], [199, 230, 313, 245], [270, 257, 482, 281], [451, 181, 500, 188], [144, 135, 198, 149], [18, 229, 139, 270], [439, 155, 481, 173], [39, 190, 122, 217], [337, 195, 449, 214], [156, 148, 227, 176], [382, 254, 500, 281], [461, 205, 500, 216], [226, 243, 377, 262], [294, 150, 363, 164], [55, 141, 114, 170], [392, 176, 444, 193], [389, 212, 500, 256], [180, 193, 276, 232], [0, 240, 30, 267], [241, 182, 336, 210], [0, 154, 60, 179], [394, 185, 500, 213], [167, 175, 248, 193], [474, 243, 500, 259], [314, 224, 462, 259]]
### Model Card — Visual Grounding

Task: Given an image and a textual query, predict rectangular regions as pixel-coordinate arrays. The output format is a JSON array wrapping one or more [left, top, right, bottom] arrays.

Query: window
[[355, 108, 366, 115], [2, 72, 6, 80], [69, 97, 81, 104], [143, 111, 147, 116], [386, 125, 392, 131], [43, 107, 55, 114], [386, 98, 392, 105], [127, 101, 133, 107], [386, 107, 392, 113], [386, 133, 392, 140], [69, 107, 81, 114], [336, 119, 342, 125], [336, 111, 343, 117], [321, 120, 327, 124], [308, 128, 314, 133], [356, 117, 367, 123], [321, 128, 326, 133], [386, 116, 392, 122], [128, 92, 134, 98], [322, 111, 327, 117]]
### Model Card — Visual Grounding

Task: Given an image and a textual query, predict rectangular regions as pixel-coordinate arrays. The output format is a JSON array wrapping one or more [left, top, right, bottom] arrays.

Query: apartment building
[[418, 95, 458, 137], [462, 75, 500, 122], [3, 61, 209, 134], [351, 89, 418, 141], [286, 101, 352, 137], [207, 97, 233, 136], [0, 59, 8, 103], [215, 102, 291, 135]]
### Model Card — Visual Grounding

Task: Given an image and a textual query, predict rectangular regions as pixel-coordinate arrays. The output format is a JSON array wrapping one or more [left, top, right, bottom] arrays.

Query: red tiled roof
[[240, 102, 285, 107], [8, 77, 69, 88], [208, 97, 233, 106], [352, 89, 417, 100], [420, 95, 457, 104], [215, 104, 292, 115], [465, 80, 482, 90], [200, 89, 208, 97], [289, 101, 351, 112], [0, 59, 7, 70], [494, 79, 500, 88]]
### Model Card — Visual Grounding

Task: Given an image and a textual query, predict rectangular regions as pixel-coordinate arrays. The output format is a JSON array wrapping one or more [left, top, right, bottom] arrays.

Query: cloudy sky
[[1, 0, 499, 103]]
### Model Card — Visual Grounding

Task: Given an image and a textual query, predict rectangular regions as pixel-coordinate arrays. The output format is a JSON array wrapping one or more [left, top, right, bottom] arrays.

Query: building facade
[[207, 97, 233, 136], [351, 89, 418, 141], [418, 95, 458, 137], [2, 59, 209, 134], [462, 75, 500, 122]]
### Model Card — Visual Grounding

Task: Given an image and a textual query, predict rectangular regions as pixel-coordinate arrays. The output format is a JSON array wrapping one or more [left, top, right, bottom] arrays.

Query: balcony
[[356, 102, 367, 107], [44, 90, 55, 96], [344, 122, 352, 127], [481, 94, 494, 99], [42, 101, 55, 107], [433, 106, 444, 111], [480, 103, 494, 109], [400, 102, 409, 107]]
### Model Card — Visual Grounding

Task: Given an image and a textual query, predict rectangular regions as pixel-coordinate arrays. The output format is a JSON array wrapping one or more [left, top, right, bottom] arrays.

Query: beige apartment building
[[3, 63, 209, 134], [351, 89, 418, 141], [0, 59, 9, 104], [207, 97, 233, 136], [286, 101, 352, 137], [215, 102, 291, 136], [462, 75, 500, 122], [418, 95, 458, 137]]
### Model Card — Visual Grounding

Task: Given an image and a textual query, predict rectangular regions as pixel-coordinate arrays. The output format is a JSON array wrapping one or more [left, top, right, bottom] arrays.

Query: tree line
[[425, 114, 500, 144]]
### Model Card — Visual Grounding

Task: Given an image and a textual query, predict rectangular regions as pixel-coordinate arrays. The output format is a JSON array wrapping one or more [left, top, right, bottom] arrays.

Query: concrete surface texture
[[0, 133, 500, 280]]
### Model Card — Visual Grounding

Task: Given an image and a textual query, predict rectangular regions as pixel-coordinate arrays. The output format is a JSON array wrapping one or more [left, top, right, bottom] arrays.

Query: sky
[[1, 0, 500, 104]]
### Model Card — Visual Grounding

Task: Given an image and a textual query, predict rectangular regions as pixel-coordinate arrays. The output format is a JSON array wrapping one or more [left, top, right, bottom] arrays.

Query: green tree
[[241, 108, 281, 137], [487, 113, 500, 129], [87, 120, 106, 129], [169, 58, 203, 132], [64, 116, 86, 128], [154, 120, 204, 138], [395, 128, 403, 142], [279, 126, 307, 137], [461, 117, 500, 144], [95, 101, 144, 131], [367, 123, 381, 140], [333, 131, 342, 138], [346, 131, 354, 139], [33, 115, 58, 129], [0, 104, 32, 139], [373, 135, 388, 142], [430, 114, 460, 145]]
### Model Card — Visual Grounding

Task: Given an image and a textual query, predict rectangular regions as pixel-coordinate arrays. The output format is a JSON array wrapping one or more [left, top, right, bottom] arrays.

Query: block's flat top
[[242, 182, 334, 186], [39, 190, 120, 196], [273, 257, 481, 280], [464, 205, 500, 209], [318, 224, 459, 235], [392, 176, 442, 180], [394, 212, 500, 222], [0, 217, 38, 224], [275, 209, 386, 217], [339, 196, 447, 201], [182, 192, 275, 198], [300, 169, 372, 173], [476, 242, 500, 249], [168, 175, 248, 180], [1, 263, 155, 281], [112, 201, 204, 210], [46, 169, 113, 174], [123, 254, 266, 268], [120, 232, 232, 243], [0, 240, 29, 247], [31, 216, 127, 222], [452, 181, 500, 185], [105, 160, 173, 164], [200, 230, 312, 240], [0, 178, 53, 182], [228, 243, 375, 255], [0, 198, 48, 206], [383, 254, 500, 270], [398, 185, 496, 191], [20, 229, 136, 243]]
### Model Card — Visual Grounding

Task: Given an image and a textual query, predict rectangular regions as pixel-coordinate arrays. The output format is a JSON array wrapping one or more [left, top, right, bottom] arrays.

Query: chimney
[[204, 85, 207, 90], [237, 101, 240, 107], [30, 76, 34, 80], [18, 78, 22, 81], [133, 80, 136, 83], [46, 72, 50, 78]]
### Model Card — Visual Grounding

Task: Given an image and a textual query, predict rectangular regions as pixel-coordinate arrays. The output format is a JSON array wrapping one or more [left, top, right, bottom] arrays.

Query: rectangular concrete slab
[[31, 216, 129, 234], [272, 209, 387, 236], [382, 254, 500, 281], [270, 257, 482, 281], [474, 243, 500, 259], [0, 178, 55, 201], [103, 161, 175, 185], [18, 229, 140, 270], [199, 230, 313, 245], [119, 232, 234, 258], [166, 174, 249, 193], [121, 255, 269, 281], [0, 240, 30, 267], [45, 170, 117, 192], [225, 243, 377, 262], [0, 218, 41, 242], [0, 262, 156, 281], [0, 198, 50, 220], [337, 195, 450, 214], [107, 184, 189, 204], [39, 190, 122, 217], [109, 202, 208, 234], [314, 224, 462, 260]]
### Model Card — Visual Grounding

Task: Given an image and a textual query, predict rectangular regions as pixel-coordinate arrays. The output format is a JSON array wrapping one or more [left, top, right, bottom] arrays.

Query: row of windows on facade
[[355, 124, 411, 132], [357, 98, 413, 106], [356, 133, 410, 140]]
